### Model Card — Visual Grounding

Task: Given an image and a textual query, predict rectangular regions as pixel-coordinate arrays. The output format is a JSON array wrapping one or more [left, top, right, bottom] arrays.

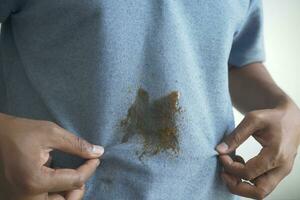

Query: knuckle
[[19, 176, 41, 194], [272, 147, 287, 166], [256, 187, 269, 199], [244, 171, 254, 181], [22, 182, 38, 194], [270, 158, 278, 169], [43, 121, 60, 133], [246, 111, 257, 121], [73, 174, 85, 188], [226, 185, 237, 195], [284, 164, 293, 176], [243, 167, 255, 180], [76, 137, 92, 153], [231, 133, 242, 146], [279, 154, 290, 165], [4, 165, 42, 194], [285, 167, 292, 176], [246, 111, 264, 125], [269, 153, 280, 168]]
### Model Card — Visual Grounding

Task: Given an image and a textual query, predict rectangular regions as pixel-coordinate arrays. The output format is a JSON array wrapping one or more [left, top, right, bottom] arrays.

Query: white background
[[238, 1, 300, 199]]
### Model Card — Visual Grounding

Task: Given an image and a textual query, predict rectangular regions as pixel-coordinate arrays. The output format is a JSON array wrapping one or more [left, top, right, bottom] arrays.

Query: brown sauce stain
[[120, 88, 182, 160]]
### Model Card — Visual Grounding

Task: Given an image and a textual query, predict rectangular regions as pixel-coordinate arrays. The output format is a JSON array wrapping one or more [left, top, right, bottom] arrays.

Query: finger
[[220, 155, 245, 177], [221, 166, 288, 200], [65, 185, 85, 200], [49, 191, 67, 197], [220, 148, 278, 180], [233, 155, 245, 164], [216, 111, 266, 154], [45, 155, 53, 167], [221, 172, 262, 199], [47, 124, 104, 159], [243, 147, 278, 180], [48, 194, 65, 200], [43, 159, 100, 193], [253, 166, 290, 198]]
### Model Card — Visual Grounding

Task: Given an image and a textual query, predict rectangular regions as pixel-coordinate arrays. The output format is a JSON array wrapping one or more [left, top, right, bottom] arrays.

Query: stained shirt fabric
[[0, 0, 265, 199]]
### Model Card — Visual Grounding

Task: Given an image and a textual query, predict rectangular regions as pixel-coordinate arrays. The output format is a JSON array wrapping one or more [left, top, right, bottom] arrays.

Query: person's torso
[[0, 1, 250, 199]]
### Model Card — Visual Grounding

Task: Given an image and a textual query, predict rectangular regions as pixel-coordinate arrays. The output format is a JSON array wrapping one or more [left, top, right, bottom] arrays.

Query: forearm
[[229, 62, 292, 114]]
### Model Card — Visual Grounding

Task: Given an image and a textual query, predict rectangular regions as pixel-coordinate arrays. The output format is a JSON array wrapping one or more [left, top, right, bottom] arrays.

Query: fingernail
[[216, 142, 228, 153], [92, 145, 104, 155]]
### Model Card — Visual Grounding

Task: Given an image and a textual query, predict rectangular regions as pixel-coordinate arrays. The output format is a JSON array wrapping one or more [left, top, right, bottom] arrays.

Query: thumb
[[48, 124, 104, 159], [216, 112, 264, 154]]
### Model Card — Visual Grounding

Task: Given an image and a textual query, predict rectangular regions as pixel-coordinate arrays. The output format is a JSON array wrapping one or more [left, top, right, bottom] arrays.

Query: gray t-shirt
[[0, 0, 265, 199]]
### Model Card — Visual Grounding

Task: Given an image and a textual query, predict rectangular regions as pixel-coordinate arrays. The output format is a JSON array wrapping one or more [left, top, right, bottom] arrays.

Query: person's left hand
[[216, 100, 300, 200]]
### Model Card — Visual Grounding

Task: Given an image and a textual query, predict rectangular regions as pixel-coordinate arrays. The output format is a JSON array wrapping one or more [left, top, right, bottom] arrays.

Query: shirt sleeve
[[228, 0, 265, 68]]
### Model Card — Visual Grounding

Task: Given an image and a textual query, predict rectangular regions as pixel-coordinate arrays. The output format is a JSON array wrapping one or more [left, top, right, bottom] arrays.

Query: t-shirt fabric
[[0, 0, 265, 199]]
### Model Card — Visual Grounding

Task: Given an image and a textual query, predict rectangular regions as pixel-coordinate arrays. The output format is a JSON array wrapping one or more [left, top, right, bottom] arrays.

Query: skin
[[0, 113, 105, 200], [216, 63, 300, 199]]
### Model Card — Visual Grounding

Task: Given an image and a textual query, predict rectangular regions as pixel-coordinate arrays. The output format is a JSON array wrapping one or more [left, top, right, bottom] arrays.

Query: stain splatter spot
[[120, 88, 182, 160]]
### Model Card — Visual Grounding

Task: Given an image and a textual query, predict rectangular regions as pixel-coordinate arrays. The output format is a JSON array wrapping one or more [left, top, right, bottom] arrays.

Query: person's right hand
[[0, 113, 105, 200]]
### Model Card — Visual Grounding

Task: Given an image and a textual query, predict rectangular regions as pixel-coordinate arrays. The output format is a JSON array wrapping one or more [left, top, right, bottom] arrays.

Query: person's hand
[[216, 100, 300, 200], [44, 157, 89, 200], [0, 113, 105, 200]]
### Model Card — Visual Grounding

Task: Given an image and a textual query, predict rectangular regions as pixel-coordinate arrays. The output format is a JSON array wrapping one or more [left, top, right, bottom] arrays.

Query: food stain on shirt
[[120, 88, 182, 160]]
